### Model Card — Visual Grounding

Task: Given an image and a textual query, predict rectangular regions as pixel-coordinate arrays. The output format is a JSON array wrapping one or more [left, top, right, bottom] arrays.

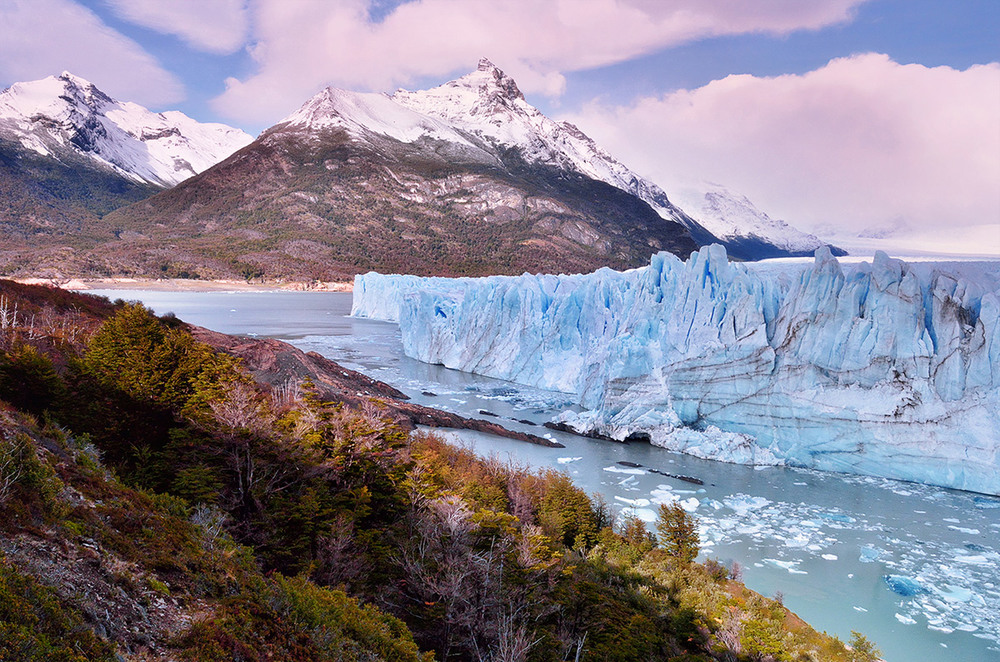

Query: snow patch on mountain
[[281, 87, 482, 151], [0, 72, 253, 187]]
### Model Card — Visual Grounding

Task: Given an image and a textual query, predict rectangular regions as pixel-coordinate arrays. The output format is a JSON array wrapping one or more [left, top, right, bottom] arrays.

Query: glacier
[[353, 246, 1000, 495]]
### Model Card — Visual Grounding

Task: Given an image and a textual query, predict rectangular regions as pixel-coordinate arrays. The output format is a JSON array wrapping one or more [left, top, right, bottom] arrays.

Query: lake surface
[[89, 289, 1000, 662]]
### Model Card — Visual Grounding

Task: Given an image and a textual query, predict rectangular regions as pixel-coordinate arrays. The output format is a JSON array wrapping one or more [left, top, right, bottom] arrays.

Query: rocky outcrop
[[190, 326, 562, 447]]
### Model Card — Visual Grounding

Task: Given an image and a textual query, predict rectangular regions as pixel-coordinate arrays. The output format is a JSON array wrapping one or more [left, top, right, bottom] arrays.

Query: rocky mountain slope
[[85, 61, 702, 280], [0, 73, 252, 275]]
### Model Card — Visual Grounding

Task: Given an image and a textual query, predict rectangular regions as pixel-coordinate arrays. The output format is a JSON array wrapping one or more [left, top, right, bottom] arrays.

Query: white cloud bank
[[0, 0, 183, 107], [103, 0, 251, 55], [212, 0, 868, 123], [563, 53, 1000, 252]]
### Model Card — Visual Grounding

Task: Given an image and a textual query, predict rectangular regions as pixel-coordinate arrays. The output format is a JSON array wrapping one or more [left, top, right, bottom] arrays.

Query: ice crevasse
[[353, 246, 1000, 495]]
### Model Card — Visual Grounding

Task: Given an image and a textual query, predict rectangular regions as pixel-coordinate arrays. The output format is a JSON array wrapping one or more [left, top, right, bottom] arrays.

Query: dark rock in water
[[544, 420, 624, 442], [648, 468, 704, 485], [883, 575, 927, 597], [478, 409, 499, 417], [517, 419, 537, 426], [421, 391, 437, 397], [617, 461, 643, 468]]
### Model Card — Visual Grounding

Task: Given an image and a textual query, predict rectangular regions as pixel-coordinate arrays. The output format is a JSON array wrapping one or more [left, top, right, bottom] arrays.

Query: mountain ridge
[[0, 72, 253, 187], [1, 63, 839, 279]]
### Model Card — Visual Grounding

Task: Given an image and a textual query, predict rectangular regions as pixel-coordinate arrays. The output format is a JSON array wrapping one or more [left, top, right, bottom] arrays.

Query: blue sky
[[29, 0, 996, 133], [1, 0, 998, 252]]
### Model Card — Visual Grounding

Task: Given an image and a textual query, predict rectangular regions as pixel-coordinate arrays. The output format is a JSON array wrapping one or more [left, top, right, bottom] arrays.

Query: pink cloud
[[0, 0, 184, 107], [103, 0, 251, 55], [563, 53, 1000, 247], [212, 0, 868, 124]]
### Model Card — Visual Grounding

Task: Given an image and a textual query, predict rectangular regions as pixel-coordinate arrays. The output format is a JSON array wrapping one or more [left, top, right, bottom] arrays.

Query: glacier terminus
[[353, 246, 1000, 495]]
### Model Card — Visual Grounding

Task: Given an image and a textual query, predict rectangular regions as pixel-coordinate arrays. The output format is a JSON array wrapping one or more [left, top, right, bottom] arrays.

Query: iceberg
[[353, 246, 1000, 494]]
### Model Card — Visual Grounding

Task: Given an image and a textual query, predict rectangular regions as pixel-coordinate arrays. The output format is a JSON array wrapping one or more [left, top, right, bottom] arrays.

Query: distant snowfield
[[813, 223, 1000, 261], [354, 246, 1000, 495]]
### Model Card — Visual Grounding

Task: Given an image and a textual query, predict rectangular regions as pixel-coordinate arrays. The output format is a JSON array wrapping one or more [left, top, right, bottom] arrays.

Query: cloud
[[103, 0, 250, 55], [562, 54, 1000, 244], [0, 0, 183, 107], [212, 0, 868, 124]]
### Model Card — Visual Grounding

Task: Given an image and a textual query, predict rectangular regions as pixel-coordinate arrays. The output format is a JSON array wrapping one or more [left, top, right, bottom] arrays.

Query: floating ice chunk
[[974, 496, 1000, 509], [884, 575, 928, 596], [557, 457, 583, 464], [603, 465, 647, 475], [953, 554, 989, 565], [822, 554, 838, 560], [724, 495, 771, 516], [615, 496, 651, 508], [622, 507, 657, 523], [859, 546, 887, 563], [895, 613, 917, 625], [782, 532, 812, 548], [936, 585, 975, 603], [819, 512, 856, 524], [947, 525, 981, 535], [765, 558, 807, 574], [943, 517, 961, 523], [678, 497, 700, 512], [853, 606, 868, 612]]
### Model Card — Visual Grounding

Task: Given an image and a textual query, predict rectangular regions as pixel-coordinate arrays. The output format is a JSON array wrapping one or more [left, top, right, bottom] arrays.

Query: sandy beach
[[14, 277, 354, 293]]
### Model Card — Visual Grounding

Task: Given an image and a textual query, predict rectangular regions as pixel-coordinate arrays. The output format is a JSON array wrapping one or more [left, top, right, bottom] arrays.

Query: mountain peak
[[54, 71, 113, 108], [462, 58, 524, 102]]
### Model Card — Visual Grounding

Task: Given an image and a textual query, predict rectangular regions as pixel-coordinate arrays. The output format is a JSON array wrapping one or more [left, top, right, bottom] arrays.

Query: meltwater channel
[[89, 289, 1000, 662]]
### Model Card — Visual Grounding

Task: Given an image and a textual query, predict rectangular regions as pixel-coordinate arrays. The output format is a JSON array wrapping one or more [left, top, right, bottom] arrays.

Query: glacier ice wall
[[353, 247, 1000, 494]]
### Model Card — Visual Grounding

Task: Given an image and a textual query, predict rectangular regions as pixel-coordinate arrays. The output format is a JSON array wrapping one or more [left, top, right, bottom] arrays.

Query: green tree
[[655, 502, 699, 564], [0, 343, 66, 415], [848, 630, 881, 662]]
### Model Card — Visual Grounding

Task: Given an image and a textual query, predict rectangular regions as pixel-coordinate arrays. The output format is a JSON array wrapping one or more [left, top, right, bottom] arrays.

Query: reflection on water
[[87, 289, 1000, 662]]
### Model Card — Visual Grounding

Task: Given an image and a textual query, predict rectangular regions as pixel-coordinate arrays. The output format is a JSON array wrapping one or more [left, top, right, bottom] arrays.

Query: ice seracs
[[353, 246, 1000, 495], [0, 72, 253, 187]]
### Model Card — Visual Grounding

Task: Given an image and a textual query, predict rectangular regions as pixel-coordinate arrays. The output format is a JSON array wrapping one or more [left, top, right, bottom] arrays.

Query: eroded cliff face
[[353, 247, 1000, 494]]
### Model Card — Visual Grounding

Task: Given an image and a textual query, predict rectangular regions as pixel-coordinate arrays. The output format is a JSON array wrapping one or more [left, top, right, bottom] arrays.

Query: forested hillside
[[0, 280, 877, 661]]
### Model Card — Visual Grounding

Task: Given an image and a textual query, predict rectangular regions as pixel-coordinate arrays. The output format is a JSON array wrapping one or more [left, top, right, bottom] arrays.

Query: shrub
[[0, 556, 117, 661]]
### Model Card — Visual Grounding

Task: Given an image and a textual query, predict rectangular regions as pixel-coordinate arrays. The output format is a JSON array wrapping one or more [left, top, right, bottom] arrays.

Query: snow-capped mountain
[[392, 59, 692, 222], [386, 59, 831, 259], [669, 182, 845, 258], [0, 72, 252, 187], [85, 62, 700, 280]]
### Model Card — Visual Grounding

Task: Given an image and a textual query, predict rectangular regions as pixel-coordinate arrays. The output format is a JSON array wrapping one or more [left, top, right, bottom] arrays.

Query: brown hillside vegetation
[[0, 280, 878, 661]]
